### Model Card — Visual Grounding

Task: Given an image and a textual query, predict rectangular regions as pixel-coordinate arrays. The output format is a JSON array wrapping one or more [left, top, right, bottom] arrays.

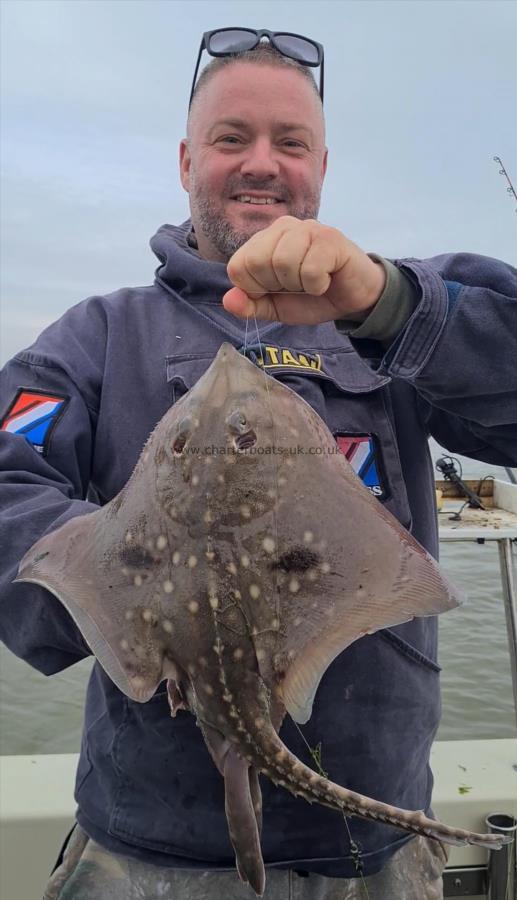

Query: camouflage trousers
[[44, 824, 448, 900]]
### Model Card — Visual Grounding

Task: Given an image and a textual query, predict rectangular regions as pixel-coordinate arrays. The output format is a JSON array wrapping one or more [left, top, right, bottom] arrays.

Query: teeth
[[235, 196, 279, 205]]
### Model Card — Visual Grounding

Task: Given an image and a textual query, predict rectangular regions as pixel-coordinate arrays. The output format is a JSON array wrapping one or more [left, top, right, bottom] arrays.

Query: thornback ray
[[15, 342, 511, 896]]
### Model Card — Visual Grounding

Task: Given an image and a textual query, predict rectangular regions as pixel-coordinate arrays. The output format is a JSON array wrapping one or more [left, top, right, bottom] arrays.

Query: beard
[[189, 174, 322, 262]]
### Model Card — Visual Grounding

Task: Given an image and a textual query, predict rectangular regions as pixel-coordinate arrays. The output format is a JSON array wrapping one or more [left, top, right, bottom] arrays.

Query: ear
[[321, 147, 328, 180], [179, 139, 191, 192]]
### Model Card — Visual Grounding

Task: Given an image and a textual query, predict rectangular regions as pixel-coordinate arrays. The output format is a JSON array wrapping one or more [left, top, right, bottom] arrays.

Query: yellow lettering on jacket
[[281, 349, 299, 367], [259, 346, 322, 371]]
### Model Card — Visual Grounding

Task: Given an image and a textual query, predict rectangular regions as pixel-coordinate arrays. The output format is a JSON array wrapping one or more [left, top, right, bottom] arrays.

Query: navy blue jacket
[[1, 221, 516, 877]]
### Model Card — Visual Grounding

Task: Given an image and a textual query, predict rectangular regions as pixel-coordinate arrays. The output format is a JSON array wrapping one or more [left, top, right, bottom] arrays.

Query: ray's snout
[[214, 342, 248, 366], [187, 342, 270, 420], [212, 342, 267, 388]]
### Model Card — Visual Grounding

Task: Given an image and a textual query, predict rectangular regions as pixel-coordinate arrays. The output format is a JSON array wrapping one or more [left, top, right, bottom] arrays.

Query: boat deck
[[1, 742, 516, 900]]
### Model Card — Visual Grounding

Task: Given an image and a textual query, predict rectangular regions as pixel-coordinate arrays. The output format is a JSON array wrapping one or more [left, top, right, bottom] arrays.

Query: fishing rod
[[493, 155, 517, 213], [492, 155, 517, 483]]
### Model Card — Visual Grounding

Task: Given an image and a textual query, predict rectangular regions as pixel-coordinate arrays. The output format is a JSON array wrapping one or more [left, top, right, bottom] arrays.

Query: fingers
[[269, 226, 311, 292], [227, 228, 286, 296], [227, 217, 347, 299], [298, 233, 338, 295], [227, 217, 318, 296], [223, 217, 381, 325]]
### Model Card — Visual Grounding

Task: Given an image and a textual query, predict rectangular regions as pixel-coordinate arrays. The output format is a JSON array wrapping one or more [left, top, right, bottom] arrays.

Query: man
[[1, 30, 516, 900]]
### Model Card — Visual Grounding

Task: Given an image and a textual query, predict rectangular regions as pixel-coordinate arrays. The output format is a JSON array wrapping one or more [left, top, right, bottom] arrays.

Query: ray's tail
[[247, 723, 511, 851]]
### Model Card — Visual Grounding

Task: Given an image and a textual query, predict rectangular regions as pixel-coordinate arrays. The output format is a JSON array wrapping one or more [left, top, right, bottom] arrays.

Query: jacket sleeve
[[0, 299, 106, 674], [365, 252, 517, 466]]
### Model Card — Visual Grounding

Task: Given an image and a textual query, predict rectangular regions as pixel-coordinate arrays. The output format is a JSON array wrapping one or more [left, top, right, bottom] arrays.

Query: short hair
[[187, 43, 323, 132]]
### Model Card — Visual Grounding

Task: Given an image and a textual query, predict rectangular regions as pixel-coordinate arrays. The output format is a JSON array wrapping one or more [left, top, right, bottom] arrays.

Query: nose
[[239, 137, 280, 180]]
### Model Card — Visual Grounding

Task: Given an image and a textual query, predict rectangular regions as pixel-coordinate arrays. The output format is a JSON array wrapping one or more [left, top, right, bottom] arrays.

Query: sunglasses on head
[[188, 28, 325, 109]]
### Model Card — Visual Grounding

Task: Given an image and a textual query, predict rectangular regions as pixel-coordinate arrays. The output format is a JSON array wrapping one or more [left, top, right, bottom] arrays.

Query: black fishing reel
[[435, 456, 485, 510]]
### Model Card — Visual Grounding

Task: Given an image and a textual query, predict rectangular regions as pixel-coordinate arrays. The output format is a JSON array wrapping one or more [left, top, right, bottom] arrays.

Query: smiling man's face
[[180, 62, 328, 262]]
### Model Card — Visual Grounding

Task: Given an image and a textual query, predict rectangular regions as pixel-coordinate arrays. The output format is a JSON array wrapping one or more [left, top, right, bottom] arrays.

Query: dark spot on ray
[[123, 662, 139, 678], [272, 547, 321, 572], [33, 551, 50, 563], [234, 430, 257, 451], [119, 545, 158, 569], [273, 651, 290, 677]]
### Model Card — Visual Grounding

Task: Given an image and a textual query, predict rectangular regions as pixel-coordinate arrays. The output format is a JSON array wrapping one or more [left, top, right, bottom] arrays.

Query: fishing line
[[248, 304, 371, 898], [243, 313, 250, 354], [290, 719, 371, 900], [251, 314, 282, 624], [249, 299, 370, 897]]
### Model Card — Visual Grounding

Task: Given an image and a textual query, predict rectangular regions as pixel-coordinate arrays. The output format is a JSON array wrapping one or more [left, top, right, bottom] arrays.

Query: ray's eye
[[172, 434, 187, 455], [172, 418, 191, 456], [227, 409, 248, 433], [227, 409, 257, 450]]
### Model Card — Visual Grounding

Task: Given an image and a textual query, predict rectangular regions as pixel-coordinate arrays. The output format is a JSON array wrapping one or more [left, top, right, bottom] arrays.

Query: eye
[[172, 435, 187, 455], [217, 135, 243, 144], [226, 410, 248, 434], [172, 418, 191, 456], [226, 409, 257, 450]]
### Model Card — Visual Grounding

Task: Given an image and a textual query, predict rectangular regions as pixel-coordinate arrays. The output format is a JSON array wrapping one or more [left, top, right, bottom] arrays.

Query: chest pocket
[[165, 346, 412, 529]]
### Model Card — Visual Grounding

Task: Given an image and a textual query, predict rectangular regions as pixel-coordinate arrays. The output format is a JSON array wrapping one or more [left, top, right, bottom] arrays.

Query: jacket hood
[[150, 220, 233, 306]]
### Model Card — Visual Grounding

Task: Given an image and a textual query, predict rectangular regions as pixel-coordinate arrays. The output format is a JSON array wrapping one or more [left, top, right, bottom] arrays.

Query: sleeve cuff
[[335, 253, 421, 346]]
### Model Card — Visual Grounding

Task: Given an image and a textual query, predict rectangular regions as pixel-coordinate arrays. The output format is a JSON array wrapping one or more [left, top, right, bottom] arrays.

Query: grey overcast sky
[[1, 0, 516, 364]]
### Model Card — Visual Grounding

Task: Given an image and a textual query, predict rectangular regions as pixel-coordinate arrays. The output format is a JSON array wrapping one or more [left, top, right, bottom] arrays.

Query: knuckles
[[242, 250, 274, 274], [226, 255, 245, 282], [226, 217, 348, 291], [270, 249, 296, 276], [300, 262, 327, 284]]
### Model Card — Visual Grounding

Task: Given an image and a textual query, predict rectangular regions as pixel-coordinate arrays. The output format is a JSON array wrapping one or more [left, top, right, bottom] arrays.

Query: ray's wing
[[14, 386, 211, 702], [15, 501, 182, 703], [254, 379, 463, 725]]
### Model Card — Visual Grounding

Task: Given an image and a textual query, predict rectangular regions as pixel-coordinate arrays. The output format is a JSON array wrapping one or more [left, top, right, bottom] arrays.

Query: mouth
[[231, 195, 285, 208]]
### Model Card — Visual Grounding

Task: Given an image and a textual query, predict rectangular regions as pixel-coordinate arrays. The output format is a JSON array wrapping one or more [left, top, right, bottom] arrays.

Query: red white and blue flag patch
[[335, 433, 385, 499], [0, 389, 68, 456]]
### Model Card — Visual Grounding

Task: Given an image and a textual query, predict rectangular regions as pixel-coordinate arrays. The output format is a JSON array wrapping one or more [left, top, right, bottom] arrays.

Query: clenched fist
[[223, 216, 386, 325]]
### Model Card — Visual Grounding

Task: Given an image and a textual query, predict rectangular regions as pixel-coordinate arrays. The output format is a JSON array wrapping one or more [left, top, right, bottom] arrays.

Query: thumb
[[222, 286, 279, 321]]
